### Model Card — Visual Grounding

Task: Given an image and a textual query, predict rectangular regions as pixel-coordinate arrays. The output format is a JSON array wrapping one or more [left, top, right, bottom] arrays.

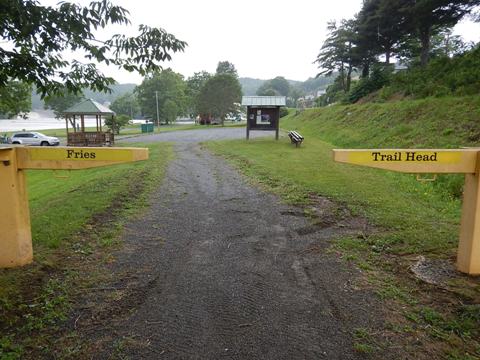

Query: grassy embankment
[[0, 142, 172, 358], [206, 96, 480, 359]]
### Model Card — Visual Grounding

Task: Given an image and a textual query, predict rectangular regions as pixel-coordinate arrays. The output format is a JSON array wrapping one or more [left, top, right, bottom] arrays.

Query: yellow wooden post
[[458, 152, 480, 274], [0, 148, 33, 267], [332, 148, 480, 275], [0, 146, 148, 269]]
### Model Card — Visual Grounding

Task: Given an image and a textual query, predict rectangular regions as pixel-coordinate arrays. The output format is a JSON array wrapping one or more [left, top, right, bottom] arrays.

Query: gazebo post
[[81, 115, 85, 132], [99, 115, 102, 132]]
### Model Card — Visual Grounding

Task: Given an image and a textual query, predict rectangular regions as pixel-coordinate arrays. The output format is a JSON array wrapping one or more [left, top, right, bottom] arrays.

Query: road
[[120, 126, 271, 143], [78, 129, 389, 359]]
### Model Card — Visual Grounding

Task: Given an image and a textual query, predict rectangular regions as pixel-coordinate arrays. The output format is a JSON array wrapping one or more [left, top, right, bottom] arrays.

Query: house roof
[[241, 96, 286, 107], [63, 98, 115, 116]]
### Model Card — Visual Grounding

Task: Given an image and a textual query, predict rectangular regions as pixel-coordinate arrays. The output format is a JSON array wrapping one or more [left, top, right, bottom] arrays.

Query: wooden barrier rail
[[67, 131, 114, 147], [333, 149, 480, 275], [0, 145, 148, 268]]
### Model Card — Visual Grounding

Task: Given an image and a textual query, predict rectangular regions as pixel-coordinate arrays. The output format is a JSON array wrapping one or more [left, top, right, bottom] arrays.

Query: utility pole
[[155, 91, 160, 129]]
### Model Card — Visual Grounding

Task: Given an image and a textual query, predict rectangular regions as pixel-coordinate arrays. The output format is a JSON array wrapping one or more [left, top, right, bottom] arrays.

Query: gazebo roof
[[63, 98, 115, 116], [241, 96, 286, 107]]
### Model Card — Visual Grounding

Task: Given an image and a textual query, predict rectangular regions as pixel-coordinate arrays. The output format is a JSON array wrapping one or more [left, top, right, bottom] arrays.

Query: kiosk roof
[[241, 96, 286, 107]]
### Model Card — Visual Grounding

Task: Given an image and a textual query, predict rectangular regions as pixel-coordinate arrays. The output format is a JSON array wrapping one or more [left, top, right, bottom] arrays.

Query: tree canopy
[[110, 92, 140, 118], [197, 74, 242, 126], [185, 71, 212, 118], [256, 76, 291, 96], [216, 61, 238, 78], [43, 90, 84, 118], [314, 0, 480, 105], [0, 0, 187, 97], [135, 69, 186, 124], [0, 80, 31, 118], [315, 20, 357, 93]]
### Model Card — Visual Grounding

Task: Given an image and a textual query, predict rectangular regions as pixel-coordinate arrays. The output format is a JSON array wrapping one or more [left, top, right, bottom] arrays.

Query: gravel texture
[[76, 130, 390, 359], [121, 127, 272, 143]]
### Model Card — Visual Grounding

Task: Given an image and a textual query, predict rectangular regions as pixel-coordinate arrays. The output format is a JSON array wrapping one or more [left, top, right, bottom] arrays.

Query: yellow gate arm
[[333, 148, 480, 275], [0, 146, 148, 268]]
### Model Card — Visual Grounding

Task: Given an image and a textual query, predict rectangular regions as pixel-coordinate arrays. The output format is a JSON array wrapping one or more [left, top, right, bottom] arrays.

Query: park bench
[[288, 131, 304, 147]]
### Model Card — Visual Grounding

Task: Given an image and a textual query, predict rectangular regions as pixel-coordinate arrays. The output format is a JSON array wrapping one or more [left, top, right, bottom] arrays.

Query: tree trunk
[[346, 65, 353, 92], [362, 62, 370, 78], [385, 50, 391, 65], [340, 63, 346, 92], [419, 27, 431, 66]]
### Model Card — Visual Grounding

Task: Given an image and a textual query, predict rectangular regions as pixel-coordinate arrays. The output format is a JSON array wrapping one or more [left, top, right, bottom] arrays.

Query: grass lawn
[[208, 135, 460, 257], [205, 98, 480, 359], [0, 141, 172, 358], [5, 121, 247, 139]]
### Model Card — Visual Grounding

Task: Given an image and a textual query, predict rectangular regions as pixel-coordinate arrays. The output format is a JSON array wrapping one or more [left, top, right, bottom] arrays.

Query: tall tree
[[315, 19, 357, 92], [135, 69, 186, 124], [197, 74, 242, 126], [256, 87, 277, 96], [110, 92, 140, 118], [186, 71, 212, 117], [216, 61, 238, 78], [288, 87, 305, 108], [163, 99, 179, 124], [403, 0, 480, 65], [0, 80, 31, 118], [0, 0, 187, 97], [256, 76, 291, 96], [357, 0, 408, 65]]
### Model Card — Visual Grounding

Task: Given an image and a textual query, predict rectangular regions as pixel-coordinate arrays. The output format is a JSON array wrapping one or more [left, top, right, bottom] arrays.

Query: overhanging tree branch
[[0, 0, 187, 97]]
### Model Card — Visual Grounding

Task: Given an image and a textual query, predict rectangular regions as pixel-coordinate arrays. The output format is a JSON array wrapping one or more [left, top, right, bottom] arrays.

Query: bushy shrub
[[279, 107, 289, 118], [387, 46, 480, 99], [105, 114, 131, 134], [346, 65, 392, 103]]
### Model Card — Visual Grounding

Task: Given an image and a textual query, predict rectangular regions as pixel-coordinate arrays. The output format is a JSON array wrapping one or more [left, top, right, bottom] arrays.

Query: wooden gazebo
[[63, 99, 115, 146]]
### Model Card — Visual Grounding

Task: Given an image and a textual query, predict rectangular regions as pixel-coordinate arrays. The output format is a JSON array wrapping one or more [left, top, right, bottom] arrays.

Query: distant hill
[[31, 83, 137, 110], [239, 76, 334, 97], [299, 76, 334, 93], [31, 76, 336, 110], [239, 78, 266, 96]]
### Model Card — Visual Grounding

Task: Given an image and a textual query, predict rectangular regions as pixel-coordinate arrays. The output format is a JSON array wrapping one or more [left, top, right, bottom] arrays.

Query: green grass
[[287, 96, 480, 198], [27, 142, 172, 249], [2, 120, 246, 139], [205, 96, 480, 358], [0, 141, 172, 358], [207, 136, 460, 257]]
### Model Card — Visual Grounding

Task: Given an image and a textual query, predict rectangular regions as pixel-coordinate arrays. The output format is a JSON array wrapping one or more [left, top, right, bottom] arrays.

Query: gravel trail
[[83, 132, 389, 359], [121, 126, 271, 143]]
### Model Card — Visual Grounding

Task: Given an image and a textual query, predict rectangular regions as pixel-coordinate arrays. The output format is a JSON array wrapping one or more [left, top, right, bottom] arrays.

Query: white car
[[9, 132, 60, 146]]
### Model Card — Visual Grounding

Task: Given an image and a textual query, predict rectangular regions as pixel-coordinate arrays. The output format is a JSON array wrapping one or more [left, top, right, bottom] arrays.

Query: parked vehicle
[[8, 132, 60, 146]]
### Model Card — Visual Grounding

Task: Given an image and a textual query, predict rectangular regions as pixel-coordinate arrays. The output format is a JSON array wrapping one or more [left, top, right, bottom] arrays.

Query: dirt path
[[79, 139, 389, 359]]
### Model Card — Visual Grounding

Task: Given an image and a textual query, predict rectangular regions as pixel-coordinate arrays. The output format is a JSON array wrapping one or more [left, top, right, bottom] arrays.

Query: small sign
[[333, 149, 478, 173], [16, 147, 148, 170], [332, 147, 480, 274], [28, 147, 135, 162]]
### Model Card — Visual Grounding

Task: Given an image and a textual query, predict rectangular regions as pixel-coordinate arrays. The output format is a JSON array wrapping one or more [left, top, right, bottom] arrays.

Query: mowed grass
[[0, 141, 172, 358], [207, 135, 461, 257], [206, 97, 480, 358], [27, 142, 172, 249], [14, 121, 246, 138]]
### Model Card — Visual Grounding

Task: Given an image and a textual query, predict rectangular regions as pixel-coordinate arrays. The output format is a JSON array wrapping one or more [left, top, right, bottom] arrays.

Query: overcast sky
[[42, 0, 480, 83]]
